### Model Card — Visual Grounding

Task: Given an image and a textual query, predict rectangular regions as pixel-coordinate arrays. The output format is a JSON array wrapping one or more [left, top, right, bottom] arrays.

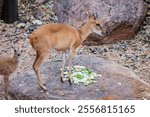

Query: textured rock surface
[[6, 55, 150, 100], [54, 0, 148, 45]]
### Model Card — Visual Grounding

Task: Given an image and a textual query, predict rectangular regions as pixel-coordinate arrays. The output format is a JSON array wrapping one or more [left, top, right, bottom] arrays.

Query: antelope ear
[[93, 12, 98, 20], [88, 15, 94, 20], [85, 12, 94, 20]]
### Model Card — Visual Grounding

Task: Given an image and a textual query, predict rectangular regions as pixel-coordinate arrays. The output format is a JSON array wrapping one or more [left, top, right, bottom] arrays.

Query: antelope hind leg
[[33, 51, 49, 91]]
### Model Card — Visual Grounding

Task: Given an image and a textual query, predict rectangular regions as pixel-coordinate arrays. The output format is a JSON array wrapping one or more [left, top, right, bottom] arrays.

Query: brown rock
[[54, 0, 148, 45]]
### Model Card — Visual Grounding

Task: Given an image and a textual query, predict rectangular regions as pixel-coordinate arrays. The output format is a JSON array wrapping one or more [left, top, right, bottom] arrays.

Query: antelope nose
[[96, 24, 100, 26]]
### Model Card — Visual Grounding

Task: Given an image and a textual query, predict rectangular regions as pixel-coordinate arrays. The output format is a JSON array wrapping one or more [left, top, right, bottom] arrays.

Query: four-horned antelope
[[0, 48, 21, 99], [29, 14, 104, 90]]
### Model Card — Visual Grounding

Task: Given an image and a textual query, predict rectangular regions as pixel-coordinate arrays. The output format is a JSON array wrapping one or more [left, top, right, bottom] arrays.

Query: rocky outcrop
[[8, 55, 150, 100], [54, 0, 148, 45]]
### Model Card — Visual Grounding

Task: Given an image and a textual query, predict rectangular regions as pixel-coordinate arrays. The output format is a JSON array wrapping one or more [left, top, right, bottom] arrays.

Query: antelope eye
[[96, 24, 100, 26]]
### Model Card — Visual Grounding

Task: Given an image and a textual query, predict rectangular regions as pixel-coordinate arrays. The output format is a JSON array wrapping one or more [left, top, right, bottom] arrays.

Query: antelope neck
[[78, 21, 93, 42]]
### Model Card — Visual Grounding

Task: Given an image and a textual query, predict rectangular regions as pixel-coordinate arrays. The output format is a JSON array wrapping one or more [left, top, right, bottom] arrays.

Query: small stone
[[118, 82, 122, 85], [17, 23, 26, 28], [32, 20, 43, 25], [146, 55, 150, 59], [89, 47, 98, 54], [35, 0, 48, 4], [58, 91, 65, 96]]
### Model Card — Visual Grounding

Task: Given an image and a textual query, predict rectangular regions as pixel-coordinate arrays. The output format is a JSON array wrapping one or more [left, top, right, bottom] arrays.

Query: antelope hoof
[[60, 77, 64, 83], [69, 79, 72, 85]]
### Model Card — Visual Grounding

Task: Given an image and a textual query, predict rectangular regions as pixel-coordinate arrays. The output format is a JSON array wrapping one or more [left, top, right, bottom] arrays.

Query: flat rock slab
[[9, 55, 150, 100]]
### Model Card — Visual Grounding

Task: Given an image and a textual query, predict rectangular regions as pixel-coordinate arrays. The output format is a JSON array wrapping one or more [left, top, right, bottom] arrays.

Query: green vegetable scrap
[[61, 65, 102, 85]]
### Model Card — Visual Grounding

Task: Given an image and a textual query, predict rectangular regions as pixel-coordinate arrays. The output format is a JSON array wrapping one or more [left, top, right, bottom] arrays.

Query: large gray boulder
[[8, 55, 150, 100], [54, 0, 148, 45]]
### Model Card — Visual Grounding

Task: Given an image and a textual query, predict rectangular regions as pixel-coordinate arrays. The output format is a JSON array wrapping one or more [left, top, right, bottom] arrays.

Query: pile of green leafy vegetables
[[62, 65, 102, 85]]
